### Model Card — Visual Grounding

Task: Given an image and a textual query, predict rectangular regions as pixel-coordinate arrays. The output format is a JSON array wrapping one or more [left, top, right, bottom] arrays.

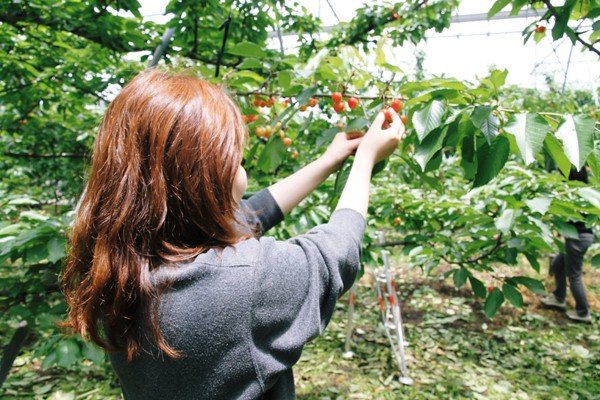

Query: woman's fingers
[[385, 109, 402, 136], [372, 111, 386, 128]]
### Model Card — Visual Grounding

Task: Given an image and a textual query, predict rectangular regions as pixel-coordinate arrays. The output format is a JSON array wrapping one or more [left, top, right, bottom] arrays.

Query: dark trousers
[[552, 232, 594, 316]]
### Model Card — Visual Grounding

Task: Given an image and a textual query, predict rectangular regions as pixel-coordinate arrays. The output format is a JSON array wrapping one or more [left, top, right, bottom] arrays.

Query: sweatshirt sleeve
[[238, 189, 285, 235], [249, 208, 366, 389]]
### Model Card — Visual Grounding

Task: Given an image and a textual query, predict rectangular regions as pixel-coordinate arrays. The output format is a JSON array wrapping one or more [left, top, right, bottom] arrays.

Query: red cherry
[[400, 115, 408, 125], [331, 92, 343, 103], [347, 97, 359, 110], [333, 102, 345, 113], [383, 107, 393, 121], [535, 25, 546, 33], [283, 137, 292, 147], [390, 98, 403, 113], [487, 286, 494, 294], [308, 97, 318, 107]]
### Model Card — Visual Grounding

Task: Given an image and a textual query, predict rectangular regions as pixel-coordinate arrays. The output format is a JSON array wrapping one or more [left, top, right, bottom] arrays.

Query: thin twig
[[539, 0, 600, 57]]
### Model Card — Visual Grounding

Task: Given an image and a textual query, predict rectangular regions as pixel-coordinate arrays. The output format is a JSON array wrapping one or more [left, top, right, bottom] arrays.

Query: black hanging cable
[[215, 13, 232, 78]]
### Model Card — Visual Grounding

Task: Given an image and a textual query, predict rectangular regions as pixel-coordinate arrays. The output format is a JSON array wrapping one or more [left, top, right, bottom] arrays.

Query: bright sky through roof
[[138, 0, 599, 94]]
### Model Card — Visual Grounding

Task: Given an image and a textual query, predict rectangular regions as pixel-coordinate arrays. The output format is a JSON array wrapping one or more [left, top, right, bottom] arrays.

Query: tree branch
[[539, 0, 600, 57], [235, 90, 405, 101], [332, 0, 431, 46]]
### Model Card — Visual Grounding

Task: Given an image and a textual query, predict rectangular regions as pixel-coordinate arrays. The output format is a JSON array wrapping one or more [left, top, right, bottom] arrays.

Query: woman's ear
[[232, 164, 247, 203]]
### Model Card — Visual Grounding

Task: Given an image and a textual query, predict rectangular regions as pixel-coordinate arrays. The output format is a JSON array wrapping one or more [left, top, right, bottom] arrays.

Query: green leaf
[[534, 30, 546, 43], [490, 69, 508, 88], [504, 113, 550, 165], [257, 137, 286, 172], [564, 26, 578, 44], [277, 70, 293, 89], [484, 288, 505, 318], [552, 8, 571, 40], [495, 209, 521, 234], [47, 236, 66, 264], [526, 253, 541, 273], [471, 106, 498, 144], [469, 276, 487, 298], [281, 84, 304, 97], [526, 197, 552, 215], [228, 70, 264, 86], [56, 339, 81, 368], [0, 223, 22, 236], [453, 268, 469, 288], [488, 0, 512, 18], [82, 342, 105, 364], [544, 134, 572, 177], [228, 41, 266, 58], [510, 276, 545, 294], [460, 129, 477, 179], [41, 351, 57, 371], [317, 127, 340, 147], [592, 254, 600, 268], [237, 58, 263, 69], [502, 283, 523, 307], [481, 69, 508, 91], [412, 99, 446, 142], [295, 86, 318, 107], [587, 147, 600, 179], [578, 187, 600, 209], [414, 127, 447, 171], [555, 115, 595, 170], [26, 243, 49, 264], [473, 135, 509, 187], [346, 118, 370, 132], [554, 220, 580, 239], [372, 159, 388, 178], [330, 160, 352, 208], [510, 0, 529, 15]]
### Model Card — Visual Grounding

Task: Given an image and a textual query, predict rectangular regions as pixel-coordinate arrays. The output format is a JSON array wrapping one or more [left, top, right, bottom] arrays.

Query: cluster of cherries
[[330, 92, 360, 114], [242, 91, 411, 159]]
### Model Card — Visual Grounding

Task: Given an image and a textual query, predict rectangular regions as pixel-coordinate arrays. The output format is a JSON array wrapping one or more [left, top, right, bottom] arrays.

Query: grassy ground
[[2, 257, 599, 400], [295, 258, 600, 400]]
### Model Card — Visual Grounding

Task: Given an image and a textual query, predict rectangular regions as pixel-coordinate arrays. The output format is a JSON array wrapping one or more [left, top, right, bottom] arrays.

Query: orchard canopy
[[0, 0, 599, 373]]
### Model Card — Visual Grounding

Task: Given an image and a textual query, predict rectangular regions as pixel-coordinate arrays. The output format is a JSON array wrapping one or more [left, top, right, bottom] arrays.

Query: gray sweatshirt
[[108, 189, 366, 399]]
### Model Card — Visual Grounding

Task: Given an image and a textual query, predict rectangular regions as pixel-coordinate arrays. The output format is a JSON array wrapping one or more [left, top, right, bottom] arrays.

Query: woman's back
[[109, 240, 264, 399], [109, 193, 366, 399]]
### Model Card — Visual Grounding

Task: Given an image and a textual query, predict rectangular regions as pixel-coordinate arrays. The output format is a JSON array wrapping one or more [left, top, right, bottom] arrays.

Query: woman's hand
[[356, 108, 405, 165], [320, 131, 364, 172], [335, 109, 405, 217]]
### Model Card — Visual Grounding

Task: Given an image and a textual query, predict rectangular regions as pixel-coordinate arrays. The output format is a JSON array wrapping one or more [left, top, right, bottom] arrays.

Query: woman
[[61, 68, 405, 399]]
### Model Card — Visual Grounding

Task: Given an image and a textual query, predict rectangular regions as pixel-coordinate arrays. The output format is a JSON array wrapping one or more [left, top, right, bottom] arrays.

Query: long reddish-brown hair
[[61, 68, 250, 360]]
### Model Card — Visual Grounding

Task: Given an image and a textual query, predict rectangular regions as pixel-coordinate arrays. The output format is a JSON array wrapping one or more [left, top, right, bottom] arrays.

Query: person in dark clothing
[[540, 166, 594, 323]]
